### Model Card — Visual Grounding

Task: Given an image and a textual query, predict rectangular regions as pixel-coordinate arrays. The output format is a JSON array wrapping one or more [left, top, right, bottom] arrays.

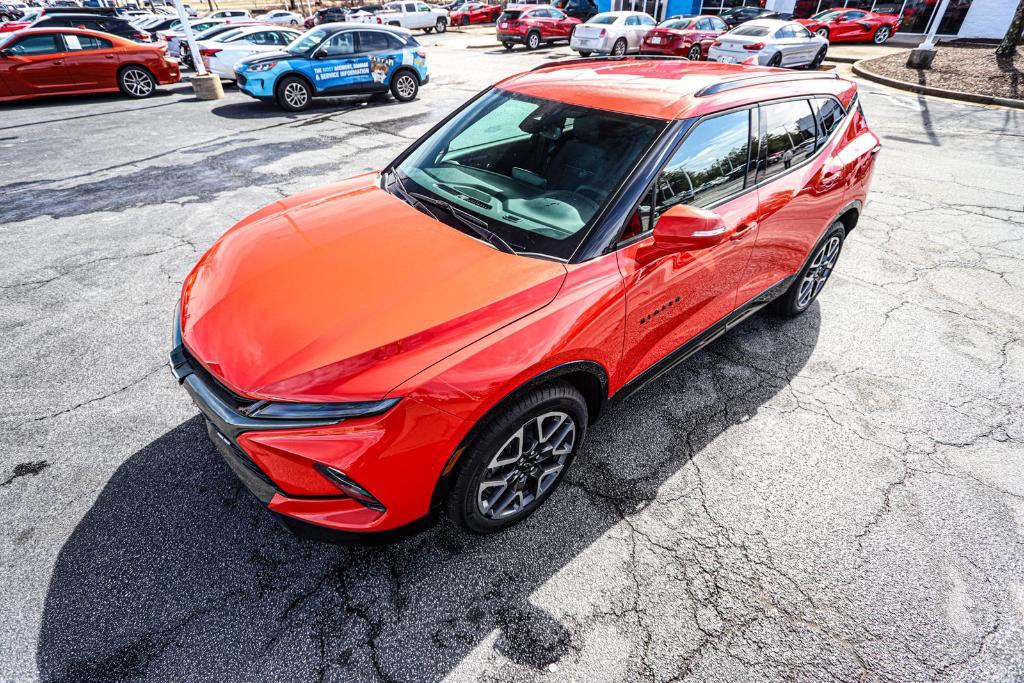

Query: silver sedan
[[708, 19, 828, 68], [569, 11, 656, 57]]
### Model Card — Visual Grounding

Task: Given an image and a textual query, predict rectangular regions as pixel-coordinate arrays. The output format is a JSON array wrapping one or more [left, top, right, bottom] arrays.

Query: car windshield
[[588, 13, 618, 24], [729, 24, 770, 36], [393, 89, 667, 260], [286, 27, 327, 53], [659, 17, 695, 28], [812, 10, 843, 19]]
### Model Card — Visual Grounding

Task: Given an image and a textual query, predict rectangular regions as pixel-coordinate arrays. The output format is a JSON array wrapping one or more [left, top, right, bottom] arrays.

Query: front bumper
[[169, 340, 464, 543]]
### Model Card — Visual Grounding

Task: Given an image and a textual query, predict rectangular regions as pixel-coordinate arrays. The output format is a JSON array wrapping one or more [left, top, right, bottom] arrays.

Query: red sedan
[[0, 28, 179, 102], [640, 14, 728, 60], [795, 9, 898, 44], [450, 2, 501, 25]]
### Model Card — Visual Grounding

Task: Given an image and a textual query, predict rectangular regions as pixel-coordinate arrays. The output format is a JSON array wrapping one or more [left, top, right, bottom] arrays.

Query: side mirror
[[831, 15, 843, 22], [652, 204, 729, 251]]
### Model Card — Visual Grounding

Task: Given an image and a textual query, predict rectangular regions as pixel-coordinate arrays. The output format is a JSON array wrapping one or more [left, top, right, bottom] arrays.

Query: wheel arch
[[117, 62, 155, 78], [835, 199, 862, 234], [427, 360, 610, 512], [276, 70, 316, 95], [391, 64, 420, 85]]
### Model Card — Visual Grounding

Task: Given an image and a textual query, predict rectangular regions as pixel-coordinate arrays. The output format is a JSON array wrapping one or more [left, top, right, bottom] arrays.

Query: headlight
[[247, 61, 277, 72], [247, 398, 399, 421]]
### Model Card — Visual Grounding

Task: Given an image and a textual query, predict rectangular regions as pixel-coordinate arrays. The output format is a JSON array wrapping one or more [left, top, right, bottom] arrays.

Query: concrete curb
[[852, 56, 1024, 110], [824, 55, 859, 64]]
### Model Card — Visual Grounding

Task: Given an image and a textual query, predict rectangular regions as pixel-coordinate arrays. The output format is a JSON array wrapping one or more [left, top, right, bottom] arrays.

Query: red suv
[[496, 4, 581, 50], [172, 58, 879, 542]]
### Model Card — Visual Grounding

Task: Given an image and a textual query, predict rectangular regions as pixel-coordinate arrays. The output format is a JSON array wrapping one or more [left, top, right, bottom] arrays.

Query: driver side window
[[320, 31, 355, 56]]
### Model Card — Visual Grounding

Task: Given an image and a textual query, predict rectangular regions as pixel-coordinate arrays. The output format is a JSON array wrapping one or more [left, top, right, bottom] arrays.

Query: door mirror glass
[[653, 205, 728, 251]]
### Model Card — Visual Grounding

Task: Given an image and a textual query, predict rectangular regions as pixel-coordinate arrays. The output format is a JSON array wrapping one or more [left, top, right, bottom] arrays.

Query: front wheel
[[445, 381, 588, 534], [771, 222, 845, 317], [276, 75, 312, 111], [873, 25, 891, 43], [118, 66, 156, 98], [526, 30, 541, 50], [390, 70, 419, 102], [809, 45, 826, 69], [687, 43, 701, 61], [435, 17, 447, 32]]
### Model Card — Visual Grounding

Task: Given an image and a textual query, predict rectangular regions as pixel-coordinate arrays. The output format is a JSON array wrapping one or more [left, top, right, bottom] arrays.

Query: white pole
[[918, 0, 951, 48], [173, 0, 207, 75]]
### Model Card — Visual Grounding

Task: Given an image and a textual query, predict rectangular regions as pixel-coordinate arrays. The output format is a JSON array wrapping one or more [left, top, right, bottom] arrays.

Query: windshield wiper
[[407, 191, 518, 255], [384, 168, 443, 223]]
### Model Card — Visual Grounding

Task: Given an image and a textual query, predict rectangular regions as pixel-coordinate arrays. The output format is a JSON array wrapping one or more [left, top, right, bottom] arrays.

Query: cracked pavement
[[1, 38, 1023, 683]]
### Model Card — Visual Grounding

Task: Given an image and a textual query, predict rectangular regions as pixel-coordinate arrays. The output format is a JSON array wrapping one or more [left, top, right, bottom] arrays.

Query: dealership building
[[597, 0, 1016, 39]]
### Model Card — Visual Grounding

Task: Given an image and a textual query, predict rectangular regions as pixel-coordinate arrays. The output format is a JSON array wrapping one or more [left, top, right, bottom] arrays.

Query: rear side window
[[814, 96, 845, 144], [625, 15, 639, 25], [63, 32, 112, 49], [357, 30, 390, 52], [760, 99, 817, 180]]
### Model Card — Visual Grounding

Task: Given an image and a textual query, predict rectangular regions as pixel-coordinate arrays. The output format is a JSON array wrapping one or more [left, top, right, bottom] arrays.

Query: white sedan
[[257, 9, 304, 26], [569, 11, 656, 57], [200, 25, 302, 80], [708, 19, 828, 68]]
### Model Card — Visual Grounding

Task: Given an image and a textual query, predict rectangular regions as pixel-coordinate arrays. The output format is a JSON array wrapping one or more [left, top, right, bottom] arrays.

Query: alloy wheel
[[283, 82, 308, 109], [796, 235, 840, 309], [874, 26, 890, 43], [395, 74, 416, 100], [688, 44, 701, 60], [122, 69, 153, 97], [612, 38, 626, 56], [476, 411, 576, 520], [528, 32, 540, 49], [815, 28, 829, 39]]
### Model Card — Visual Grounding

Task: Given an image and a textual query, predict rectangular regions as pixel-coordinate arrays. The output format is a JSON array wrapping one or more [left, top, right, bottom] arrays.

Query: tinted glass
[[589, 13, 617, 23], [814, 96, 844, 143], [550, 9, 566, 18], [358, 30, 390, 51], [731, 25, 770, 36], [655, 109, 750, 215], [660, 17, 694, 28], [321, 31, 354, 55], [793, 24, 812, 37], [845, 11, 866, 18], [711, 17, 727, 30], [9, 33, 61, 54], [640, 14, 654, 25], [395, 89, 667, 260], [625, 15, 638, 24], [63, 32, 112, 49], [696, 18, 711, 29], [761, 100, 817, 179], [775, 25, 794, 38]]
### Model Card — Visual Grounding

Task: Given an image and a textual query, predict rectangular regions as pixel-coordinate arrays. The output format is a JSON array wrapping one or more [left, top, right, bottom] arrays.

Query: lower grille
[[237, 73, 247, 86]]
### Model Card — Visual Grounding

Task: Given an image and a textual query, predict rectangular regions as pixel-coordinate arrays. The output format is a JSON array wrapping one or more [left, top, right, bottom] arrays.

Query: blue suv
[[234, 24, 429, 111]]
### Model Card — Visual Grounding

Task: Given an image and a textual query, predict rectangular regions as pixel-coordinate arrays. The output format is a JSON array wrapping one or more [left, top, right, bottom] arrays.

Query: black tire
[[118, 65, 156, 98], [502, 40, 515, 50], [873, 25, 891, 43], [687, 43, 701, 61], [611, 37, 627, 56], [275, 75, 312, 111], [809, 45, 826, 68], [461, 15, 469, 25], [577, 49, 592, 57], [525, 30, 541, 50], [445, 380, 588, 534], [423, 26, 433, 33], [771, 221, 846, 317], [390, 69, 419, 102], [767, 51, 782, 67], [289, 18, 298, 24], [435, 17, 447, 32]]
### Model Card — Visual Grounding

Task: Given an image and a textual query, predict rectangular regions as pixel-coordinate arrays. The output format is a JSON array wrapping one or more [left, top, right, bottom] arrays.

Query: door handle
[[104, 55, 115, 59], [730, 221, 757, 241], [53, 60, 64, 65]]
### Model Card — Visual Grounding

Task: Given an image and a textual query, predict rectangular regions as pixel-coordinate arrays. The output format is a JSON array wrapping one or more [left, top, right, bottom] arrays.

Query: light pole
[[906, 0, 950, 67], [173, 0, 224, 98]]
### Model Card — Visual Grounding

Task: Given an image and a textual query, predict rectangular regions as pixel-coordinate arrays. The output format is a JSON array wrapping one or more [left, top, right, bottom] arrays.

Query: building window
[[792, 0, 973, 34], [700, 0, 762, 17]]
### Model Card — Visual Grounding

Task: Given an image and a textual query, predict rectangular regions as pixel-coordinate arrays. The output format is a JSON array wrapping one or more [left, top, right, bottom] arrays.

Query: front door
[[616, 108, 760, 386], [59, 32, 117, 89], [310, 30, 370, 93], [1, 32, 73, 95]]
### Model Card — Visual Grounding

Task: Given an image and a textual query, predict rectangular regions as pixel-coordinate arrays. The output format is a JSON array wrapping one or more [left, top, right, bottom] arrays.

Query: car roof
[[10, 26, 134, 41], [318, 21, 413, 35], [498, 58, 855, 120], [734, 18, 791, 29]]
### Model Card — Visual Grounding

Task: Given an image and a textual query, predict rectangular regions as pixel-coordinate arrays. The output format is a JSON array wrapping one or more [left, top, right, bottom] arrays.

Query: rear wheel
[[577, 49, 592, 57], [276, 75, 312, 111], [815, 27, 829, 39], [772, 222, 845, 317], [687, 43, 701, 60], [809, 45, 826, 68], [118, 66, 156, 98], [423, 26, 433, 32], [435, 17, 447, 32], [526, 30, 541, 49], [502, 40, 515, 50], [767, 51, 782, 67], [445, 381, 587, 534], [289, 18, 298, 24], [390, 70, 419, 102], [873, 25, 891, 43], [611, 37, 627, 56]]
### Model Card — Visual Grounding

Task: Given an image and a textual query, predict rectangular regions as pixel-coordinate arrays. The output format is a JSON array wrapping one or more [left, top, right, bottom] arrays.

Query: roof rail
[[694, 71, 839, 97], [529, 55, 688, 72]]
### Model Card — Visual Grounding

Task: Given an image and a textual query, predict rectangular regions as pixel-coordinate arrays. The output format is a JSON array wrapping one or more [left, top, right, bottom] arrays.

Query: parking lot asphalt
[[1, 35, 1023, 683]]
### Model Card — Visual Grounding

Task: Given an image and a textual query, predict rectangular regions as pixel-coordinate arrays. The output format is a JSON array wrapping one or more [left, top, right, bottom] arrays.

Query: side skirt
[[609, 274, 796, 406]]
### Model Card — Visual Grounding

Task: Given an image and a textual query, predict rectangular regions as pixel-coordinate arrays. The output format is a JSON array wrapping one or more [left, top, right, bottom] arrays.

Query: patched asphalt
[[1, 37, 1023, 682]]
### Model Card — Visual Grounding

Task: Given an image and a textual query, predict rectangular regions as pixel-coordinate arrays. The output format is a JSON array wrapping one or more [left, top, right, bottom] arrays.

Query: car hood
[[236, 49, 292, 66], [180, 173, 568, 403]]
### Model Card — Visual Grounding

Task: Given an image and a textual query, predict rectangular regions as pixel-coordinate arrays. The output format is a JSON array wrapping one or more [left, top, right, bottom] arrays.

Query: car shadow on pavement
[[36, 306, 820, 682], [209, 96, 405, 120]]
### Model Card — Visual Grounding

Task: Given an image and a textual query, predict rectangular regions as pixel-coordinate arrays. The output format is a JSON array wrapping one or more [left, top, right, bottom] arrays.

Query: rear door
[[59, 31, 116, 88], [616, 108, 760, 384], [0, 32, 73, 94]]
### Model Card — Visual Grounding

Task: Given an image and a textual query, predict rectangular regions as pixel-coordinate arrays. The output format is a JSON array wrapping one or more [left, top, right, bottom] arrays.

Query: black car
[[30, 13, 152, 41], [719, 6, 783, 26], [551, 0, 598, 21]]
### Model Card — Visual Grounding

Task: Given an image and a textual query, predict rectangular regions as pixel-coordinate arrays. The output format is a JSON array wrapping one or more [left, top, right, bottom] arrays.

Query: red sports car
[[796, 9, 898, 43], [450, 2, 501, 25], [172, 58, 879, 543], [640, 14, 728, 60], [496, 4, 581, 50], [0, 28, 179, 102]]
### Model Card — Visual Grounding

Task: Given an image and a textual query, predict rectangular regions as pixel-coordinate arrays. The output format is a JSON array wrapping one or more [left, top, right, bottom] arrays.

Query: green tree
[[996, 0, 1024, 57]]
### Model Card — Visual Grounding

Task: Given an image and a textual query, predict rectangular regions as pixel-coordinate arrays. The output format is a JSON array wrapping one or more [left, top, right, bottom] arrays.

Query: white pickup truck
[[373, 1, 449, 33]]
